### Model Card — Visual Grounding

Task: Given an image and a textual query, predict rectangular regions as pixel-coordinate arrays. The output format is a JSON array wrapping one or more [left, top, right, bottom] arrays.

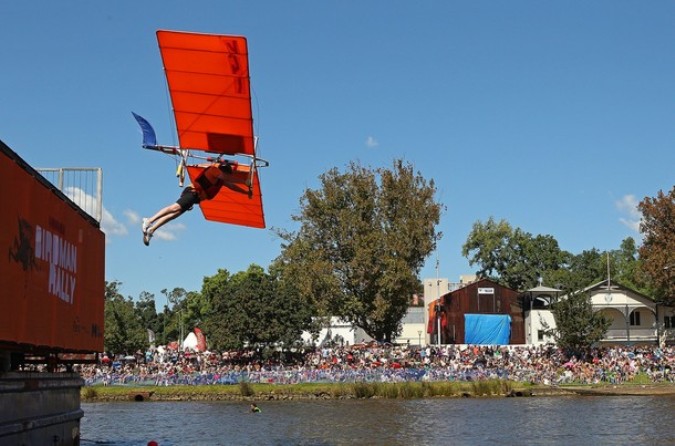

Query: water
[[81, 396, 675, 446]]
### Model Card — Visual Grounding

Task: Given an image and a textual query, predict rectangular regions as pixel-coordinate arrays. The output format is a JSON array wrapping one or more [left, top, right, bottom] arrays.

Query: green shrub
[[470, 380, 491, 396], [330, 384, 349, 398], [239, 381, 254, 397], [381, 383, 400, 399], [352, 382, 376, 398], [82, 387, 98, 400], [630, 373, 652, 385], [399, 382, 423, 399], [433, 381, 462, 396], [470, 380, 505, 396], [499, 380, 513, 394]]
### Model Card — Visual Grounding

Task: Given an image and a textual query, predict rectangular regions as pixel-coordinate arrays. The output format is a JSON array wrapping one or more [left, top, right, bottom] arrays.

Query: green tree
[[160, 287, 189, 345], [104, 281, 147, 354], [184, 289, 211, 331], [134, 291, 159, 344], [201, 265, 313, 350], [276, 159, 442, 342], [555, 249, 606, 292], [461, 217, 514, 280], [605, 238, 650, 295], [547, 291, 610, 358], [199, 269, 232, 348], [638, 186, 675, 305], [462, 217, 565, 291], [461, 219, 648, 296], [547, 246, 640, 294]]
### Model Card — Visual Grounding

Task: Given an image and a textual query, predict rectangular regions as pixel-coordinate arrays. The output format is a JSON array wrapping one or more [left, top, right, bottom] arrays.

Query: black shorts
[[176, 187, 201, 211]]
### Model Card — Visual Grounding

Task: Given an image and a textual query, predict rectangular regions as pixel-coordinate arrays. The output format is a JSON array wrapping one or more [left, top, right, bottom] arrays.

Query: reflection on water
[[81, 396, 675, 446]]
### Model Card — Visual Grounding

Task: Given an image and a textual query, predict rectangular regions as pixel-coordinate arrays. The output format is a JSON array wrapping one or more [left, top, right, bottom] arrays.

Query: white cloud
[[365, 136, 379, 148], [63, 186, 98, 219], [101, 208, 128, 237], [64, 186, 127, 238], [152, 222, 186, 241], [124, 209, 141, 225], [615, 194, 641, 234]]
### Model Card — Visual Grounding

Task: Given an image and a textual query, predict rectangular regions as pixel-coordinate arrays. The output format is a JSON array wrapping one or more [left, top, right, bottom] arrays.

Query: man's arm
[[195, 162, 219, 169]]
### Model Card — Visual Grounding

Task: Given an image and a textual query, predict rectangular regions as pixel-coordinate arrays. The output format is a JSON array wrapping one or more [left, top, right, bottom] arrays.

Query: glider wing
[[157, 30, 254, 156]]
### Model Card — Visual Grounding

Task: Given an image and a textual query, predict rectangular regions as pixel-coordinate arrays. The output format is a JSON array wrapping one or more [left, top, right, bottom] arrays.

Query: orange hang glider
[[133, 30, 267, 229]]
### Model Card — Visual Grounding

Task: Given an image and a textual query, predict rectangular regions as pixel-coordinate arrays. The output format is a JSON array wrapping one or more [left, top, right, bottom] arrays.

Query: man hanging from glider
[[134, 30, 269, 245], [141, 161, 234, 246]]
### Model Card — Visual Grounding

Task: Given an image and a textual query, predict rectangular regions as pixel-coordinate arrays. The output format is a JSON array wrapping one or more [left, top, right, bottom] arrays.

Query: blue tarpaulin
[[464, 314, 511, 345]]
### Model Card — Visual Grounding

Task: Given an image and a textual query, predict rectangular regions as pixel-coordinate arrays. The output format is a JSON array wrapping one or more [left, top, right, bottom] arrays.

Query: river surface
[[81, 395, 675, 446]]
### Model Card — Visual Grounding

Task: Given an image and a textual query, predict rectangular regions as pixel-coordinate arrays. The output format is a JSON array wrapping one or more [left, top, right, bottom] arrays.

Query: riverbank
[[566, 384, 675, 396], [81, 380, 675, 402]]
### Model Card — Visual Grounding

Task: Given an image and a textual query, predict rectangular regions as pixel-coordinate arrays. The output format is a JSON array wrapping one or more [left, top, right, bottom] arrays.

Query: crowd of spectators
[[76, 343, 674, 387]]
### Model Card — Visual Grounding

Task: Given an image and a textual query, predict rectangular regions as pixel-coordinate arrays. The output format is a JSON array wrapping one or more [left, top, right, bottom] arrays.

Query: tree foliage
[[159, 287, 190, 344], [462, 217, 566, 291], [104, 281, 147, 354], [276, 159, 442, 342], [461, 217, 648, 297], [608, 237, 652, 295], [638, 186, 675, 305], [548, 248, 606, 293], [547, 291, 610, 357], [201, 265, 313, 350], [134, 291, 160, 342]]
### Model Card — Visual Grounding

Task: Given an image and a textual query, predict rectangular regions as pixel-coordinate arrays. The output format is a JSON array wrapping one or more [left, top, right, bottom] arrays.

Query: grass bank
[[82, 380, 531, 402]]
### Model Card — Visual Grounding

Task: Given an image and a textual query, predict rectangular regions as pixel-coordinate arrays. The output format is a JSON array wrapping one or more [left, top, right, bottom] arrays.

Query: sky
[[2, 2, 673, 308]]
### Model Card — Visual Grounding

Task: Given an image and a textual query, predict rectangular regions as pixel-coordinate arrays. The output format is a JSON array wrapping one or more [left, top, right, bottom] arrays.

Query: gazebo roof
[[525, 285, 561, 294]]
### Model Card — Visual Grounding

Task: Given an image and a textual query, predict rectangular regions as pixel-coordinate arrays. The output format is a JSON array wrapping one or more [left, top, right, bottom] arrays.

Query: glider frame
[[132, 112, 268, 193]]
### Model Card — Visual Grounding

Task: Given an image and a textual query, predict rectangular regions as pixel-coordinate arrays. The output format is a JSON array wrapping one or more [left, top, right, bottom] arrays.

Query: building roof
[[581, 279, 654, 301]]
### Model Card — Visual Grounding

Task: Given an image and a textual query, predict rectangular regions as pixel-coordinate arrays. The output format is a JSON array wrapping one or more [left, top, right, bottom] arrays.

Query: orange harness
[[194, 165, 224, 200]]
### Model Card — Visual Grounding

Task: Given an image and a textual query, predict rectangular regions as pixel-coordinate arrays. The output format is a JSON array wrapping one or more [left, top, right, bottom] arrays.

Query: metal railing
[[36, 167, 103, 223]]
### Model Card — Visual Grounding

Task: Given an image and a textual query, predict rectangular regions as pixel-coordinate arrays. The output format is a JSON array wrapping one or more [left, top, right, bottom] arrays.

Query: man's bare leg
[[147, 209, 183, 236], [146, 203, 182, 227], [142, 203, 184, 245]]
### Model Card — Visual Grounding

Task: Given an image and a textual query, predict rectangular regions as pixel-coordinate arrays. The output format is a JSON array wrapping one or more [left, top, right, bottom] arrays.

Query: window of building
[[665, 316, 675, 329], [630, 310, 641, 326], [537, 330, 545, 342]]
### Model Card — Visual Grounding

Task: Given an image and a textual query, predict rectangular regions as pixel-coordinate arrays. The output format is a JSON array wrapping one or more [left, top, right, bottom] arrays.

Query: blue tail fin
[[132, 112, 157, 148]]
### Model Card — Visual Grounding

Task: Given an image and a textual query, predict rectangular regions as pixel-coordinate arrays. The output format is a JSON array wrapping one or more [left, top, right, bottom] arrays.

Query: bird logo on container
[[8, 217, 38, 272]]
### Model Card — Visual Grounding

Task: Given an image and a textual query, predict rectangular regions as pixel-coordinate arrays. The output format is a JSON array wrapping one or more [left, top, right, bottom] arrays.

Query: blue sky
[[2, 2, 673, 308]]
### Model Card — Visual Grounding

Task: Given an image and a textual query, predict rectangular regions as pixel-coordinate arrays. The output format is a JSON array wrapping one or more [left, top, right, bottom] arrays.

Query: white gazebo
[[522, 284, 561, 345]]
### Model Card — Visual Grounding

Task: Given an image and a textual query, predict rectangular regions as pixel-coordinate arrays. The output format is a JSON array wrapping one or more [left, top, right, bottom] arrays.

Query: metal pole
[[437, 306, 441, 346], [655, 303, 661, 347], [436, 249, 441, 346], [530, 292, 533, 344], [58, 168, 64, 191], [179, 309, 184, 350], [625, 305, 630, 342], [96, 167, 103, 223]]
